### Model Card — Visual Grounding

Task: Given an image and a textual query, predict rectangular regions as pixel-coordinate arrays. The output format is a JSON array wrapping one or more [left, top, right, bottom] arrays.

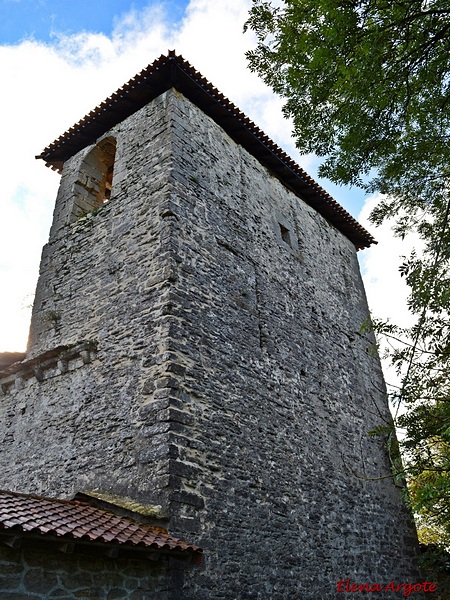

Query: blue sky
[[0, 0, 189, 44], [0, 0, 366, 216]]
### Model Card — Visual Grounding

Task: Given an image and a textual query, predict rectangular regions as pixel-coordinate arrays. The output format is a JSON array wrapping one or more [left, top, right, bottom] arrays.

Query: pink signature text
[[337, 579, 437, 597]]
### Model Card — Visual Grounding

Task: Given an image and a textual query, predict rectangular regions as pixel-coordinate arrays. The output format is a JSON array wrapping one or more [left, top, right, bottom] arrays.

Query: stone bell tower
[[0, 52, 421, 598]]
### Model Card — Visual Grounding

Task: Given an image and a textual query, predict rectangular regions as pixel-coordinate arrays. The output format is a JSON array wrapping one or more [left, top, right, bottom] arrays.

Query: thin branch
[[398, 194, 450, 415]]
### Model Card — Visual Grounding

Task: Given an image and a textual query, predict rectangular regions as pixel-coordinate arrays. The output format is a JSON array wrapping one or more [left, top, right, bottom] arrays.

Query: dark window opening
[[279, 223, 292, 247], [72, 137, 116, 220], [102, 164, 114, 203]]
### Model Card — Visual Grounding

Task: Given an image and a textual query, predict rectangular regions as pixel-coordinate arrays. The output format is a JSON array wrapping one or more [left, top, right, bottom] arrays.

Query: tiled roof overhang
[[37, 51, 375, 250], [0, 489, 202, 562]]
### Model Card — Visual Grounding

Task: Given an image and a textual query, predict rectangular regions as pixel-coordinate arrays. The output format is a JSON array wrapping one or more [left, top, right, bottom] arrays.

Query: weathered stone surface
[[0, 88, 422, 598], [0, 545, 174, 600]]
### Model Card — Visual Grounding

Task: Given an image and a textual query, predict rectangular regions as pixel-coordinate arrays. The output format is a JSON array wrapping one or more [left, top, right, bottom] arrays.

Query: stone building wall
[[161, 91, 422, 598], [1, 93, 179, 514], [0, 542, 180, 600], [0, 88, 421, 598]]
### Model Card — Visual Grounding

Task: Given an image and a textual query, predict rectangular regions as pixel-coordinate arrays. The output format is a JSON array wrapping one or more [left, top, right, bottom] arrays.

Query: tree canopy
[[245, 1, 450, 205], [245, 0, 450, 571]]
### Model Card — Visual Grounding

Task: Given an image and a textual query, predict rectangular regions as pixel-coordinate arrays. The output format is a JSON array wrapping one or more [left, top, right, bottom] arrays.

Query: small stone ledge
[[75, 490, 167, 523], [0, 340, 98, 395]]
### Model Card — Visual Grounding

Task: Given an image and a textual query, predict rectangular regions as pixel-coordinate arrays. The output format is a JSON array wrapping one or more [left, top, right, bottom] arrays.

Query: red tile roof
[[36, 51, 375, 250], [0, 490, 201, 560]]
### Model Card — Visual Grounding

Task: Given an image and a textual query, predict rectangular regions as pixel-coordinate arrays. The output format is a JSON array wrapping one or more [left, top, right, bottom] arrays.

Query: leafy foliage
[[245, 0, 450, 559], [245, 1, 450, 200]]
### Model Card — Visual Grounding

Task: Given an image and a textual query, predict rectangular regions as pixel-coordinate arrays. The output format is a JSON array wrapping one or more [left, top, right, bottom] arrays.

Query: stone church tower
[[0, 52, 421, 598]]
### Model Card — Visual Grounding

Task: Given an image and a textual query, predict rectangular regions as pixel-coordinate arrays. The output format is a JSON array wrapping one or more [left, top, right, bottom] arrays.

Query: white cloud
[[1, 0, 296, 352], [359, 195, 407, 326], [358, 194, 416, 329], [358, 194, 423, 399]]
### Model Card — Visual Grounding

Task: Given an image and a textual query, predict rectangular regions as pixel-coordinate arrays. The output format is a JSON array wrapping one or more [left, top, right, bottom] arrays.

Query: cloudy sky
[[0, 0, 409, 391]]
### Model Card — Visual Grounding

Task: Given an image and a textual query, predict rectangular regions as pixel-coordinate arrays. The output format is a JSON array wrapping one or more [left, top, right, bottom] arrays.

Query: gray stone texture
[[0, 543, 176, 599], [0, 89, 421, 598]]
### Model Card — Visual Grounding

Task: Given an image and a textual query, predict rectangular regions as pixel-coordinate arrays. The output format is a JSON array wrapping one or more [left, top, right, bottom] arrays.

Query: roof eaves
[[36, 51, 376, 249], [0, 489, 202, 562]]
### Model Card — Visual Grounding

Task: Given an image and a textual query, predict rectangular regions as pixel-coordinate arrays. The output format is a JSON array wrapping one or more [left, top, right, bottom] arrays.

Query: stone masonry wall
[[0, 92, 184, 515], [0, 541, 180, 600], [160, 91, 422, 599], [0, 88, 422, 598]]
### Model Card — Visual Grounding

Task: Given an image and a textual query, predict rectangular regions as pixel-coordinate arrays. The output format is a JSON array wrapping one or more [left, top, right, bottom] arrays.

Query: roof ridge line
[[35, 52, 376, 249]]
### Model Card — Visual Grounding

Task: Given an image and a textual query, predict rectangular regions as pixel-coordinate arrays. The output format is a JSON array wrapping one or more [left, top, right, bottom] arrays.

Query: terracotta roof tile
[[36, 51, 375, 250], [0, 489, 201, 559]]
